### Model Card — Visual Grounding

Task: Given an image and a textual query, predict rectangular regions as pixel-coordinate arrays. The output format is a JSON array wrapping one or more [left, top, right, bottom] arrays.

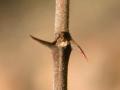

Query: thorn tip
[[30, 34, 53, 48]]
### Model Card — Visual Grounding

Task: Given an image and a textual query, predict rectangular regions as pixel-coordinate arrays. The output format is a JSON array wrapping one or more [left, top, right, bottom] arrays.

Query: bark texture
[[55, 0, 69, 35], [52, 45, 71, 90], [52, 32, 72, 90], [54, 0, 71, 89]]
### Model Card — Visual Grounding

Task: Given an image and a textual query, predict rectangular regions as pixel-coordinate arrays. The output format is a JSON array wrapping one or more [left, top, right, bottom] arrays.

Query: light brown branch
[[30, 0, 87, 90], [53, 0, 71, 89], [55, 0, 70, 36], [52, 32, 71, 90]]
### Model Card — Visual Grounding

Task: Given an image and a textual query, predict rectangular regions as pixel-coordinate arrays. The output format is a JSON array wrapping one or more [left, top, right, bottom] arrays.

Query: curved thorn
[[71, 39, 88, 61], [30, 35, 53, 48]]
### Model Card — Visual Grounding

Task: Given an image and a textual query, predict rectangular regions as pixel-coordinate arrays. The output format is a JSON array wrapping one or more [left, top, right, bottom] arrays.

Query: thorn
[[30, 35, 53, 48], [70, 39, 88, 61]]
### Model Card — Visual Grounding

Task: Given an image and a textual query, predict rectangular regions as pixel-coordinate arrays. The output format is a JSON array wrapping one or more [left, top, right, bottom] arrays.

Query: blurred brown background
[[0, 0, 120, 90]]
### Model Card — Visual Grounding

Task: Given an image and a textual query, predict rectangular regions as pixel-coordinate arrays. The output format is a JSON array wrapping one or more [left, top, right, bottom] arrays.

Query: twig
[[30, 0, 87, 90]]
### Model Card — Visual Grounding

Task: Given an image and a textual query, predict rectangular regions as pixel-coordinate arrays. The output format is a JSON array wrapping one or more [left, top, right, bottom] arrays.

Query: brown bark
[[53, 1, 71, 89], [52, 45, 71, 90], [52, 32, 72, 90], [55, 0, 70, 36]]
